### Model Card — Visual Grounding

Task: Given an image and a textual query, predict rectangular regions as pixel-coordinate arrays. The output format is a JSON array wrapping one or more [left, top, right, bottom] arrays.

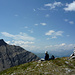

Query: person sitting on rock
[[70, 49, 75, 59], [70, 50, 75, 57], [45, 51, 49, 60], [51, 55, 55, 60]]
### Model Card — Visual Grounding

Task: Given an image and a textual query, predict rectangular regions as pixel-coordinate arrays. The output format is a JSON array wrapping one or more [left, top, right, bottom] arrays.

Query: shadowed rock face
[[0, 39, 7, 46], [0, 39, 40, 71]]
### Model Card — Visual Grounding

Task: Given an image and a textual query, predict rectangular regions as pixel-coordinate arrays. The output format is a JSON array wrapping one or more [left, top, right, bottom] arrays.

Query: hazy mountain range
[[34, 49, 73, 58]]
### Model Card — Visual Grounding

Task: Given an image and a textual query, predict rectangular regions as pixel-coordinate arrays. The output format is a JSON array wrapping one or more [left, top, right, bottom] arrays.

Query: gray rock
[[0, 39, 40, 71]]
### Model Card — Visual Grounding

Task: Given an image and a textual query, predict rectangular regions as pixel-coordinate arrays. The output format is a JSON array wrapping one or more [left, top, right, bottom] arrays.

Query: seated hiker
[[70, 49, 75, 57], [45, 51, 49, 60], [51, 55, 55, 60]]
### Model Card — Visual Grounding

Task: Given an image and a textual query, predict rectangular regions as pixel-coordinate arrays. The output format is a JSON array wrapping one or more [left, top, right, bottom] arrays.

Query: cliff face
[[0, 39, 40, 71]]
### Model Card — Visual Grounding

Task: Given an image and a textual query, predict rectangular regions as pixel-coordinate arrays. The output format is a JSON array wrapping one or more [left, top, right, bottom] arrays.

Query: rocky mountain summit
[[0, 57, 75, 75], [0, 39, 40, 71], [0, 39, 7, 46]]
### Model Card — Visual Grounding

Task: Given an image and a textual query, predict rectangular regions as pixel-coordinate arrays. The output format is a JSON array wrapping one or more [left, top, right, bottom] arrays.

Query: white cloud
[[52, 36, 57, 39], [1, 32, 36, 51], [64, 1, 75, 11], [69, 21, 74, 24], [59, 43, 66, 46], [6, 40, 35, 51], [45, 30, 55, 35], [13, 40, 34, 45], [34, 24, 38, 26], [28, 30, 34, 33], [45, 45, 53, 48], [45, 14, 50, 17], [14, 14, 18, 17], [64, 19, 74, 24], [46, 36, 57, 40], [55, 31, 63, 36], [24, 26, 28, 28], [1, 32, 35, 41], [44, 1, 63, 9], [7, 40, 34, 46], [1, 32, 14, 37], [37, 8, 46, 10], [33, 9, 36, 11], [6, 41, 11, 44], [66, 35, 70, 37], [35, 23, 47, 26], [6, 40, 34, 45], [45, 30, 63, 38], [45, 43, 75, 51], [40, 23, 47, 26], [64, 19, 68, 22]]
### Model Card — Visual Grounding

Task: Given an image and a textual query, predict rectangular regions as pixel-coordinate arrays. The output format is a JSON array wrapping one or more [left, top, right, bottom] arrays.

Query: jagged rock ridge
[[0, 39, 7, 46], [0, 39, 40, 71]]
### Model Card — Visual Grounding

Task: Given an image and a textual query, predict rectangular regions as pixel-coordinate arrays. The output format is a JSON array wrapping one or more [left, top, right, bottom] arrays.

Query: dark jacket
[[45, 53, 49, 60]]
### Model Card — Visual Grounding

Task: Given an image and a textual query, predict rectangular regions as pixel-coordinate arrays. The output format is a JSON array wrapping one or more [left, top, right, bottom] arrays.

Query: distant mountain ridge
[[35, 50, 72, 58], [0, 39, 40, 71]]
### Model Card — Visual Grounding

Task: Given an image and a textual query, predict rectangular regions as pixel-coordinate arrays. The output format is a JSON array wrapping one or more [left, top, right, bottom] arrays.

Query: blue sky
[[0, 0, 75, 53]]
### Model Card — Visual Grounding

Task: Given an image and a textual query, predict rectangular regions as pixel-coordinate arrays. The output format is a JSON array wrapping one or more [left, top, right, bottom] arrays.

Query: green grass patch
[[0, 57, 75, 75]]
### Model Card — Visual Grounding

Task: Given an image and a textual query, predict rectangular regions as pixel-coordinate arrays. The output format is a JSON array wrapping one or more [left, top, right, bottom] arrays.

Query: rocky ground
[[0, 57, 75, 75]]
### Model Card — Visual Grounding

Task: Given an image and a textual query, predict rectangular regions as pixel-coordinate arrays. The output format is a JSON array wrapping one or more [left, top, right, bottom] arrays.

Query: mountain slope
[[0, 39, 40, 71], [0, 57, 75, 75]]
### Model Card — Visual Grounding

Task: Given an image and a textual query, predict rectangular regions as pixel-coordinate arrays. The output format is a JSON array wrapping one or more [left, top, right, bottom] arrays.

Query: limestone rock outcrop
[[0, 39, 40, 71]]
